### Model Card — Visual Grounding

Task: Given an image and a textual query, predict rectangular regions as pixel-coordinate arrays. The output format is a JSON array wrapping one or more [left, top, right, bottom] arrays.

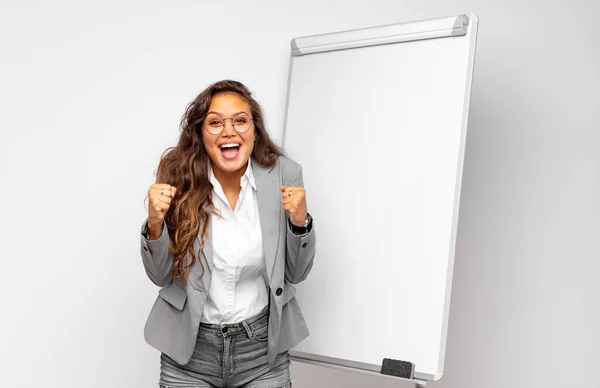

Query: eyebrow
[[206, 111, 249, 116]]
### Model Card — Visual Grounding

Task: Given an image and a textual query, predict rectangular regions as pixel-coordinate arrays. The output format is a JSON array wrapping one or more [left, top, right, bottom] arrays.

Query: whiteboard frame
[[282, 13, 479, 383]]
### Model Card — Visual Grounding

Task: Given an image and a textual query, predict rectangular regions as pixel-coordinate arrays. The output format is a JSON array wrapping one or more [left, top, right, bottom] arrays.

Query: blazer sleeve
[[284, 163, 316, 284], [140, 220, 174, 287]]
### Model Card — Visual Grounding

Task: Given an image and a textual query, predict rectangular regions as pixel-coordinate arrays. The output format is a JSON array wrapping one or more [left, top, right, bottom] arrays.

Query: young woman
[[140, 80, 316, 388]]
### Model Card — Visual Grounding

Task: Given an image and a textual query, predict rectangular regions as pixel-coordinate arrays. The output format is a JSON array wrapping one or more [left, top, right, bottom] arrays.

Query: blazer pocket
[[158, 282, 187, 311], [282, 282, 297, 305]]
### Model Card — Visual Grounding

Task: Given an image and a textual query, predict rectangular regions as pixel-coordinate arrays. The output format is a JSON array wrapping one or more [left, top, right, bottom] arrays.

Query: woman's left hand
[[281, 186, 308, 226]]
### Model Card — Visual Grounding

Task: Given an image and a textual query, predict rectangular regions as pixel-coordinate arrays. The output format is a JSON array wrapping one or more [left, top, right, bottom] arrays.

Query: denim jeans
[[159, 306, 291, 388]]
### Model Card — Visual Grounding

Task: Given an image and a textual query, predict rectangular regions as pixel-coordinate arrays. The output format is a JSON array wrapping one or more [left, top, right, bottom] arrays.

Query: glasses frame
[[202, 114, 255, 135]]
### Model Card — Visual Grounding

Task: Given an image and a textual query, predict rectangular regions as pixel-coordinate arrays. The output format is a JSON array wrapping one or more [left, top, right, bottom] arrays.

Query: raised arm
[[140, 184, 177, 287], [282, 163, 316, 284]]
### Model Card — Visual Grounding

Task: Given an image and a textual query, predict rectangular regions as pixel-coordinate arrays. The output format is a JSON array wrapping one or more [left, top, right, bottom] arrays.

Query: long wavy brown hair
[[156, 80, 283, 283]]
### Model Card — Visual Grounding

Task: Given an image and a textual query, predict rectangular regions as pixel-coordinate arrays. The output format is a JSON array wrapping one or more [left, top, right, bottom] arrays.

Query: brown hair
[[156, 80, 283, 282]]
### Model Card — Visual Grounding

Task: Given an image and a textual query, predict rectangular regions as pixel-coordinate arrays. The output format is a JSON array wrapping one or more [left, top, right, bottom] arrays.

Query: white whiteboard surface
[[282, 15, 478, 381]]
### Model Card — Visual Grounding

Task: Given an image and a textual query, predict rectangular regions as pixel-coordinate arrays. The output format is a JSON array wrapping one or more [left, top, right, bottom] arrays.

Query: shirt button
[[276, 288, 283, 296], [302, 243, 308, 248]]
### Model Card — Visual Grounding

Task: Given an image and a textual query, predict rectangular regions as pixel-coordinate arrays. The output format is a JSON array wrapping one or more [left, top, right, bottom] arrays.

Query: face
[[202, 92, 257, 177]]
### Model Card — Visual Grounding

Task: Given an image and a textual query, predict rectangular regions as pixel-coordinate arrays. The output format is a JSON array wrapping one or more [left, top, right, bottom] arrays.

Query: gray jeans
[[159, 306, 291, 388]]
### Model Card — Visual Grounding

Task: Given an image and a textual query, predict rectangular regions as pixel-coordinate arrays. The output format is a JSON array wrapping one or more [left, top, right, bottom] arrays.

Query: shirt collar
[[245, 158, 257, 191], [208, 158, 256, 191]]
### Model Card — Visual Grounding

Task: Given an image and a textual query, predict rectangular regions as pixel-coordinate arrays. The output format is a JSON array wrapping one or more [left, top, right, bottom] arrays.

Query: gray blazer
[[140, 156, 316, 366]]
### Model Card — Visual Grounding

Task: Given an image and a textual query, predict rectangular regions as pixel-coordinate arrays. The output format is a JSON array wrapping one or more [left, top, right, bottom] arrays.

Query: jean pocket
[[250, 324, 268, 342]]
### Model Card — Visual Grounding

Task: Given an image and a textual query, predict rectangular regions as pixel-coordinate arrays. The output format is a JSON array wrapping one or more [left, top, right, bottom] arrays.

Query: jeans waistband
[[199, 304, 270, 337]]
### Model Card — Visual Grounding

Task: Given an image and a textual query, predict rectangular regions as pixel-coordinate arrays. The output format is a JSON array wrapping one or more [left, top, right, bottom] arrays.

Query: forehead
[[208, 92, 251, 114]]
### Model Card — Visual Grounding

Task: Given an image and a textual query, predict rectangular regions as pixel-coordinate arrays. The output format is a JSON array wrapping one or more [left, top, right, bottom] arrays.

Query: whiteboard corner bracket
[[291, 38, 302, 56], [452, 14, 470, 36]]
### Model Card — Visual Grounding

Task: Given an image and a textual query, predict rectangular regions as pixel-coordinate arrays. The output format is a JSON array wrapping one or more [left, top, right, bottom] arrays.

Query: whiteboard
[[282, 14, 478, 381]]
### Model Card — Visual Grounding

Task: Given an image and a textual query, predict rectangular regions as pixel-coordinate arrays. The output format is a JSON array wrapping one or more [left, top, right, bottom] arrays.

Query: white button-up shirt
[[201, 159, 269, 324]]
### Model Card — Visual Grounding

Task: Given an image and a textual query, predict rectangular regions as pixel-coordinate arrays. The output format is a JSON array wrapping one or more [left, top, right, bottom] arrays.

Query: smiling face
[[202, 92, 257, 179]]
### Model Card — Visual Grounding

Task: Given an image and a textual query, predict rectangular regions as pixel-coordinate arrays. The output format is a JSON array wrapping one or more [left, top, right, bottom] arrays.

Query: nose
[[221, 118, 236, 137]]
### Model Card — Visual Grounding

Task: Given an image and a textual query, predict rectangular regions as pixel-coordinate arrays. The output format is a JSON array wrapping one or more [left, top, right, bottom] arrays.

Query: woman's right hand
[[147, 184, 177, 238]]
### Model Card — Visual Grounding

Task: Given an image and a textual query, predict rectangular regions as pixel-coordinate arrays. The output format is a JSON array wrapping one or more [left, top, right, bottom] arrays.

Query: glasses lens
[[233, 114, 251, 133], [205, 117, 224, 134]]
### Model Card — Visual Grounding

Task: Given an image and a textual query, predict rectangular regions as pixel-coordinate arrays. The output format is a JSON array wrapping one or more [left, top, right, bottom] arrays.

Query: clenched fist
[[281, 185, 308, 227], [147, 183, 177, 240]]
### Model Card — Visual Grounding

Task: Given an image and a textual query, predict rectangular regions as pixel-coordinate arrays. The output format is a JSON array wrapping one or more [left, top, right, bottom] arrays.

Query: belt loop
[[242, 321, 253, 339]]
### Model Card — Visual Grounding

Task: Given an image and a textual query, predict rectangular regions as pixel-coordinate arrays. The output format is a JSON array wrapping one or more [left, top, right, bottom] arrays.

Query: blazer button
[[302, 243, 308, 248], [276, 288, 283, 296], [143, 246, 148, 251]]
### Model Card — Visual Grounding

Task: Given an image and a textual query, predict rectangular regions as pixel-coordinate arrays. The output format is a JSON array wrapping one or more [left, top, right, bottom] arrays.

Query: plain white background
[[1, 1, 598, 387]]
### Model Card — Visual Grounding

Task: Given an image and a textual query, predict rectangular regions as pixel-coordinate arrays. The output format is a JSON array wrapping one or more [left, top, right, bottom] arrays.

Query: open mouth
[[220, 143, 241, 160]]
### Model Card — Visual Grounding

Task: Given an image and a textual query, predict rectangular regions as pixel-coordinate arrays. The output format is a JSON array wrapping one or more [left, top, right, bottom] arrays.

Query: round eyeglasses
[[203, 113, 254, 135]]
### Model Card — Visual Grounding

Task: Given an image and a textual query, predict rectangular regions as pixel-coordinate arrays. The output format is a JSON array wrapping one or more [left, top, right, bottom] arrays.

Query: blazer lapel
[[253, 158, 281, 284], [188, 221, 213, 292]]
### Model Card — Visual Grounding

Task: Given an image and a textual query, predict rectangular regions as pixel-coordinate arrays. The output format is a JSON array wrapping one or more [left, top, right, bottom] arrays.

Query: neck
[[212, 161, 248, 192]]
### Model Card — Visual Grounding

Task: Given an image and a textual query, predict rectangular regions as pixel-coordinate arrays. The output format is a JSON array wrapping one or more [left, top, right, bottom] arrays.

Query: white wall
[[1, 1, 598, 387]]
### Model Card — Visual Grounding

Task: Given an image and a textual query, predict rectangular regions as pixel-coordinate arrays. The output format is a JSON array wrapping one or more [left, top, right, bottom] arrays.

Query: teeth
[[220, 143, 240, 149]]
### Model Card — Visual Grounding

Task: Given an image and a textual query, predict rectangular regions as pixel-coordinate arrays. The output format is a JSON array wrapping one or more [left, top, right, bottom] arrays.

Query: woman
[[140, 79, 316, 388]]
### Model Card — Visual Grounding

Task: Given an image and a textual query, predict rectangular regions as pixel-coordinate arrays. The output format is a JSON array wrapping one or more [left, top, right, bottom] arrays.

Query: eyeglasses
[[203, 113, 254, 135]]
